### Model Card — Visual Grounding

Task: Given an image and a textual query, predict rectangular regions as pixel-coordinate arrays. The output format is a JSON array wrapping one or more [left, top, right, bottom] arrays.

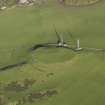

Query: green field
[[65, 0, 101, 6], [0, 0, 105, 105]]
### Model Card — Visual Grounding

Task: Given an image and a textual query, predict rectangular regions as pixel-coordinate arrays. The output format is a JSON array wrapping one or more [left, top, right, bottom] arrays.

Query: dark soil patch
[[28, 89, 58, 102], [47, 73, 54, 77], [4, 79, 36, 92]]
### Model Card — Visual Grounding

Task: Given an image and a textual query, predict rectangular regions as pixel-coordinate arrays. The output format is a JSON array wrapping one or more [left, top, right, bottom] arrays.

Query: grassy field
[[65, 0, 101, 6], [0, 0, 105, 105]]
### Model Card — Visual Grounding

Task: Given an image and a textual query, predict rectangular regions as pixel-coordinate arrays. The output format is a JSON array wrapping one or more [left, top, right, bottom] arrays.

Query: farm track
[[0, 41, 105, 71], [0, 42, 73, 71], [0, 61, 27, 71]]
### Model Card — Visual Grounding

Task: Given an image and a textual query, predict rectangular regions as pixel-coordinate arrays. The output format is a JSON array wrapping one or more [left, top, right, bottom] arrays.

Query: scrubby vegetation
[[0, 0, 102, 8], [0, 0, 17, 7]]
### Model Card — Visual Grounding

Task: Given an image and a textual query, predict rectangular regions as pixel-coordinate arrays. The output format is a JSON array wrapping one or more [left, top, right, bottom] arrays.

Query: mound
[[59, 0, 101, 6]]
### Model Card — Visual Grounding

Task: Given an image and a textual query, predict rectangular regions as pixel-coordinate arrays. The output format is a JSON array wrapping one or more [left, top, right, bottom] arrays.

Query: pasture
[[0, 0, 105, 105]]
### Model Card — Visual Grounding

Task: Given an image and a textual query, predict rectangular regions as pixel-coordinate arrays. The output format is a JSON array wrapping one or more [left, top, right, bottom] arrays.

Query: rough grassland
[[65, 0, 101, 6], [0, 1, 105, 105]]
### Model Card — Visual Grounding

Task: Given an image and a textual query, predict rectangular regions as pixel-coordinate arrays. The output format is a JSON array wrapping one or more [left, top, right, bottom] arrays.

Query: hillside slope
[[0, 0, 105, 105]]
